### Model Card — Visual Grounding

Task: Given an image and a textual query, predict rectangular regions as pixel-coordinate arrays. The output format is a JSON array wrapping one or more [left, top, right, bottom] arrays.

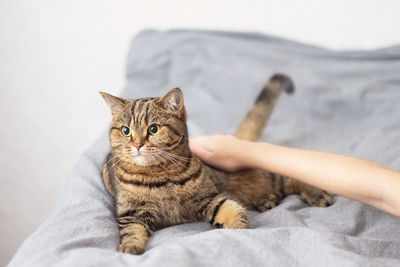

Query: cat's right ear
[[100, 92, 127, 116]]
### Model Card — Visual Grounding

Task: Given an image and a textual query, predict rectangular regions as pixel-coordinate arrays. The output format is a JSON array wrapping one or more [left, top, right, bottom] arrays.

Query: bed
[[9, 29, 400, 266]]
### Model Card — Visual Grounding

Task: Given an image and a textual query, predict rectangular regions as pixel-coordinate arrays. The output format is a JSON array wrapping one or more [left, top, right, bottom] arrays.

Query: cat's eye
[[121, 126, 131, 136], [148, 124, 160, 135]]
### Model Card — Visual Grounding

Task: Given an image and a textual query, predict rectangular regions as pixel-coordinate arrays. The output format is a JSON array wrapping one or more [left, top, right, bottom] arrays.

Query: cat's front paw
[[118, 242, 145, 255], [212, 199, 250, 229]]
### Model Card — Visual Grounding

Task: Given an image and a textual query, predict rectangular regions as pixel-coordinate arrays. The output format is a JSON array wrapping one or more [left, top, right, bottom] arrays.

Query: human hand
[[189, 135, 250, 172]]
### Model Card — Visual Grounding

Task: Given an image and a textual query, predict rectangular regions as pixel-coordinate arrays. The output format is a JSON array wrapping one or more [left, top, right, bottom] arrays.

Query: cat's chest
[[118, 174, 204, 224], [118, 173, 197, 204]]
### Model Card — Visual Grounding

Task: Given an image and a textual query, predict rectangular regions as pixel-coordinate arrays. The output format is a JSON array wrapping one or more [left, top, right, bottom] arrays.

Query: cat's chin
[[132, 155, 155, 167]]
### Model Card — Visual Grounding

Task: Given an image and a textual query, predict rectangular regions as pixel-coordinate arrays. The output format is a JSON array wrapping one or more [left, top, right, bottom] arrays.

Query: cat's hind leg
[[299, 185, 334, 207], [284, 178, 334, 207]]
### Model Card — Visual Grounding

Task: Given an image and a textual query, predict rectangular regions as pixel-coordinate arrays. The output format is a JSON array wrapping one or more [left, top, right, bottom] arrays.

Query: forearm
[[245, 141, 400, 217], [189, 135, 400, 217]]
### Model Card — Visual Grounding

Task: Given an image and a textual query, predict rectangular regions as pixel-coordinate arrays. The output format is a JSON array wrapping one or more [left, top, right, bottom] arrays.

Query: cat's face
[[101, 89, 188, 167]]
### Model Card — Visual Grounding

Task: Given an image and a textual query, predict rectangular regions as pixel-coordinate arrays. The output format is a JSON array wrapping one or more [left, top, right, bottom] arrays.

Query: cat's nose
[[133, 143, 144, 150]]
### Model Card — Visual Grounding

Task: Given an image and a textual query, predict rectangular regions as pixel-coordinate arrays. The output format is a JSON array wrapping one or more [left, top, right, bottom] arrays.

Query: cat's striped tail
[[234, 73, 294, 142]]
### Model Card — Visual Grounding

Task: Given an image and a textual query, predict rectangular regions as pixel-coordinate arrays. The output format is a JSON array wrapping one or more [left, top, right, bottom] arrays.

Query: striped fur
[[100, 74, 333, 255]]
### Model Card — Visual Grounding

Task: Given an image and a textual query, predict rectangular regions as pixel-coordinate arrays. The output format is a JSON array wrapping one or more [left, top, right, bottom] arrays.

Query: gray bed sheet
[[9, 30, 400, 266]]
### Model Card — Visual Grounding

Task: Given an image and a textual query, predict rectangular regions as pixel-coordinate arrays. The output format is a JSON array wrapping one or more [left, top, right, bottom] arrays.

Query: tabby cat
[[101, 74, 333, 255]]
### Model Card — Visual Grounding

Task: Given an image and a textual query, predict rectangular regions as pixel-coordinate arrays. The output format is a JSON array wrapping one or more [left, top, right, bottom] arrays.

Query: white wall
[[0, 0, 399, 265]]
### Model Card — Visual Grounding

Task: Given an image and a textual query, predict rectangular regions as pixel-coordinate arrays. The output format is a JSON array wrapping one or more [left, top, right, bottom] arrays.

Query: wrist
[[235, 139, 257, 169], [245, 141, 274, 171]]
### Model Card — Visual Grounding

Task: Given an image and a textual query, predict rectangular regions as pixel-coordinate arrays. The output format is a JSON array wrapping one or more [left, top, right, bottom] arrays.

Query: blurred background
[[0, 0, 399, 265]]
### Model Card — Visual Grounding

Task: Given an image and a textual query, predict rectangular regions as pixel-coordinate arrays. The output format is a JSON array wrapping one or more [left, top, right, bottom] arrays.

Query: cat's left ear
[[160, 88, 185, 116], [100, 92, 127, 116]]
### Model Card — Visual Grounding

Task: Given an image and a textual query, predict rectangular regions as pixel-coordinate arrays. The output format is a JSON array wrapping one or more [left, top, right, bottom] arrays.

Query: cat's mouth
[[128, 136, 184, 167]]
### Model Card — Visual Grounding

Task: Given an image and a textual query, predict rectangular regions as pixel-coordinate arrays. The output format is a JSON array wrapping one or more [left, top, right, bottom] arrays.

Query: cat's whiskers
[[151, 153, 173, 167], [102, 154, 130, 180], [150, 147, 193, 171], [154, 147, 191, 161], [158, 150, 191, 162], [156, 153, 182, 173], [149, 154, 171, 173], [102, 147, 136, 178], [96, 146, 129, 179], [157, 152, 188, 170], [150, 153, 167, 166], [97, 154, 118, 178]]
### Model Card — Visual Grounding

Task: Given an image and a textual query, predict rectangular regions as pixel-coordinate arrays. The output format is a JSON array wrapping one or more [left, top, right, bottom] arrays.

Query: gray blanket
[[9, 30, 400, 267]]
